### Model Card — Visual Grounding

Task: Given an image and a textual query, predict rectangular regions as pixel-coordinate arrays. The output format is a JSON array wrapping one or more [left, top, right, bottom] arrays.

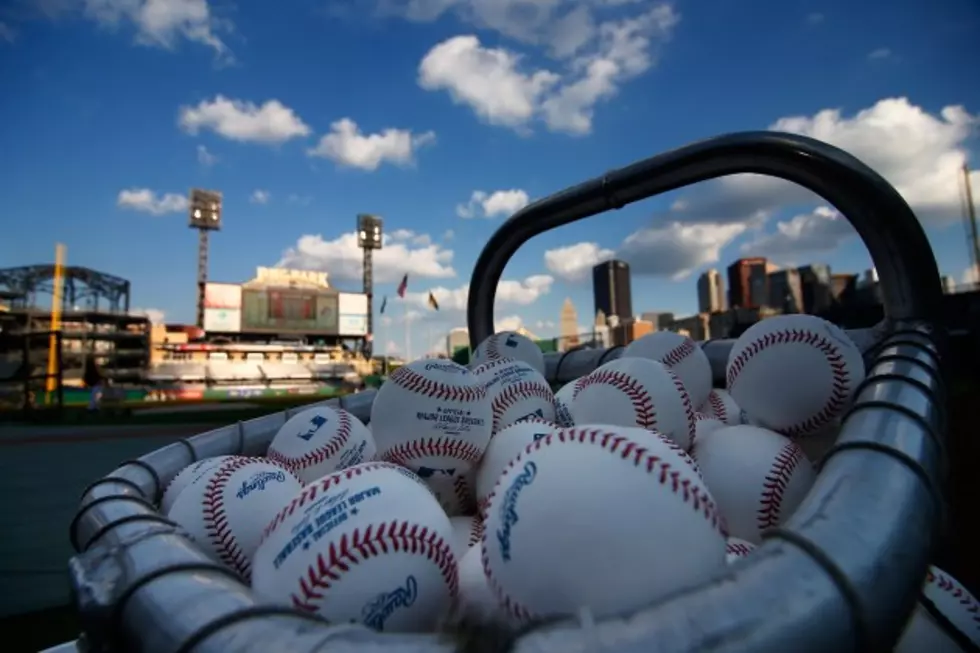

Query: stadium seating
[[259, 362, 313, 381], [207, 361, 263, 383], [146, 362, 206, 382]]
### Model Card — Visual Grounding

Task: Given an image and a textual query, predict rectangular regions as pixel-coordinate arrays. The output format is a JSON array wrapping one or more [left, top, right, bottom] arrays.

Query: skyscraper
[[697, 269, 726, 313], [798, 264, 834, 314], [592, 260, 633, 322], [768, 269, 803, 313], [559, 298, 579, 349], [727, 258, 769, 309]]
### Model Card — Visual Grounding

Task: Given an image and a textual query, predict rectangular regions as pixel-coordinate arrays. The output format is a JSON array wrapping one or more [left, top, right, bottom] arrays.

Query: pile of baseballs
[[161, 316, 979, 650]]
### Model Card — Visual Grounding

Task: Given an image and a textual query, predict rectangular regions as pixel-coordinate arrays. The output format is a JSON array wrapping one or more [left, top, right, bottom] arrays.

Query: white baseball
[[449, 515, 484, 560], [571, 357, 697, 450], [482, 425, 727, 622], [455, 545, 513, 627], [475, 418, 556, 513], [698, 389, 743, 426], [267, 405, 377, 484], [692, 425, 816, 544], [726, 314, 865, 437], [693, 414, 725, 450], [251, 461, 458, 633], [425, 471, 477, 517], [624, 331, 713, 408], [370, 359, 492, 475], [553, 379, 580, 427], [895, 565, 980, 653], [472, 331, 545, 377], [472, 358, 556, 434], [167, 456, 302, 578], [160, 455, 233, 514], [725, 537, 757, 563]]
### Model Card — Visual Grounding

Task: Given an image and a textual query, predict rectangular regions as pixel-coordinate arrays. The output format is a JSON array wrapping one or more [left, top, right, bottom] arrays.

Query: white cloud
[[117, 188, 188, 215], [741, 207, 856, 256], [403, 274, 554, 312], [613, 97, 980, 273], [806, 12, 824, 25], [131, 307, 166, 324], [196, 144, 218, 166], [535, 319, 556, 331], [443, 229, 455, 241], [495, 315, 524, 332], [250, 189, 270, 204], [868, 48, 892, 60], [456, 189, 530, 218], [415, 3, 678, 135], [307, 118, 436, 170], [278, 229, 456, 283], [287, 193, 312, 207], [82, 0, 232, 63], [178, 95, 312, 145], [544, 242, 614, 282]]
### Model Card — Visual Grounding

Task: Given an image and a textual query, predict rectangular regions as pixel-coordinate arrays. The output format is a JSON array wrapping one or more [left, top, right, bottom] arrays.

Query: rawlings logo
[[496, 461, 537, 562], [424, 362, 464, 374], [361, 576, 419, 631], [235, 470, 287, 499]]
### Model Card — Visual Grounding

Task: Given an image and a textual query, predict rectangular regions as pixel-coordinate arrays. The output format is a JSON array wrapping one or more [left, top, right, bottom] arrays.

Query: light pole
[[188, 189, 223, 330], [357, 214, 383, 359]]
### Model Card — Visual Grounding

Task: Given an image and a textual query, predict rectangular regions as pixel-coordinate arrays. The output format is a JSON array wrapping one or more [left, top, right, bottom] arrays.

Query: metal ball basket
[[64, 132, 947, 653]]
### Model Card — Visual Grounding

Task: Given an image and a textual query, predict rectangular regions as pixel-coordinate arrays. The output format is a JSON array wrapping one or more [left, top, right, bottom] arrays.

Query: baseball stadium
[[1, 132, 979, 653]]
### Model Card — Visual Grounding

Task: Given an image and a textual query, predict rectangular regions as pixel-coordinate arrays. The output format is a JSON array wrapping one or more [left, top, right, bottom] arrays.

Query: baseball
[[571, 357, 697, 450], [553, 379, 580, 427], [698, 389, 744, 426], [623, 331, 713, 408], [449, 515, 484, 560], [475, 417, 556, 513], [160, 455, 233, 514], [424, 471, 477, 517], [455, 545, 512, 627], [482, 425, 727, 622], [726, 314, 866, 437], [370, 359, 492, 476], [691, 425, 816, 544], [167, 456, 303, 578], [251, 461, 458, 633], [725, 537, 757, 563], [472, 331, 545, 377], [267, 405, 377, 484], [472, 358, 556, 434], [895, 565, 980, 653], [693, 414, 725, 450]]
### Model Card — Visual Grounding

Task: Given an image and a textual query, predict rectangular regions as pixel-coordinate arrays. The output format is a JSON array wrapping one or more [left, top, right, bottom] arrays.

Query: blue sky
[[1, 0, 978, 358]]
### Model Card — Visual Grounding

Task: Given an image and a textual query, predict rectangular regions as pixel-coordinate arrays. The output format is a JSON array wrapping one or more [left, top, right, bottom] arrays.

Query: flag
[[380, 296, 387, 314], [397, 274, 408, 298], [427, 291, 440, 311]]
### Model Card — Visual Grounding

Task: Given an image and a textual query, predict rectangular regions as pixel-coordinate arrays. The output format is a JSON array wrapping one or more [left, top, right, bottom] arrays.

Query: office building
[[798, 264, 834, 314], [697, 269, 726, 313], [727, 258, 769, 309], [559, 298, 579, 350], [593, 260, 633, 322], [768, 269, 803, 313]]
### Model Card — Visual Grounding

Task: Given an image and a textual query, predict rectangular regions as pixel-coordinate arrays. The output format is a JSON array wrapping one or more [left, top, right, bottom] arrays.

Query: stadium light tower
[[188, 189, 223, 329], [357, 213, 383, 357]]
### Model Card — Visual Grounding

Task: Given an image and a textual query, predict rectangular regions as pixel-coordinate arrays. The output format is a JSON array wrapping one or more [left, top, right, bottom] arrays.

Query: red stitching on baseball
[[482, 426, 726, 622], [662, 337, 697, 368], [484, 334, 508, 361], [381, 437, 484, 468], [668, 368, 697, 442], [267, 409, 353, 473], [291, 520, 459, 614], [261, 462, 403, 544], [757, 442, 806, 531], [927, 568, 980, 626], [726, 540, 754, 558], [727, 328, 851, 436], [389, 365, 486, 403], [490, 381, 555, 432], [203, 456, 283, 578], [575, 370, 657, 430], [707, 391, 727, 423], [469, 518, 485, 548], [472, 357, 519, 376]]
